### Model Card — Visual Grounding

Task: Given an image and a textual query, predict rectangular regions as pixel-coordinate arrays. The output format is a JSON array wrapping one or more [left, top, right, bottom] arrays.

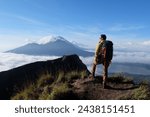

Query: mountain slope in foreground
[[0, 54, 149, 100]]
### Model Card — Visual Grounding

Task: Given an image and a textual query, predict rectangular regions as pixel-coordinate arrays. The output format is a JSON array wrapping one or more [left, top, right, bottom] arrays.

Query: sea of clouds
[[80, 51, 150, 75], [0, 51, 150, 75], [0, 53, 60, 72]]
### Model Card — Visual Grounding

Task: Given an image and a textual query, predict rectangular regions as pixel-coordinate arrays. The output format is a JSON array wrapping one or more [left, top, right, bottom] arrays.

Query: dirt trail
[[72, 76, 138, 100]]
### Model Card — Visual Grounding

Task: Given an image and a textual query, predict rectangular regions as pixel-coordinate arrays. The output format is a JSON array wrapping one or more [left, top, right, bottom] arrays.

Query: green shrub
[[48, 83, 71, 100], [131, 84, 150, 100]]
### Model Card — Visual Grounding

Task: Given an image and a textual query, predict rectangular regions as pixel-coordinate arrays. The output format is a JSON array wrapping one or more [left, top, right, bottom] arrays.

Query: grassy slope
[[11, 72, 150, 100], [11, 71, 87, 100]]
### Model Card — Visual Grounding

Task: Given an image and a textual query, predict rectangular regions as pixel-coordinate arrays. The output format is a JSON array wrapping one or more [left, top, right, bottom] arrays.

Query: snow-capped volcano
[[37, 36, 70, 44], [6, 36, 94, 57]]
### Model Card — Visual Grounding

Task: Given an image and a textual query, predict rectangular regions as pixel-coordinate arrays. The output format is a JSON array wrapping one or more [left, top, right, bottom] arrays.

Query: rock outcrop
[[0, 54, 90, 99]]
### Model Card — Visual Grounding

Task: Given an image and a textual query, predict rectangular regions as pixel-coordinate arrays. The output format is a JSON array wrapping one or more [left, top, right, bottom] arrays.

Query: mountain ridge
[[6, 36, 94, 57], [0, 54, 90, 99]]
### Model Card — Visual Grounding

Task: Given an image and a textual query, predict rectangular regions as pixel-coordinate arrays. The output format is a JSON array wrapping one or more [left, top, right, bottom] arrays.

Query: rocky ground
[[72, 76, 141, 100]]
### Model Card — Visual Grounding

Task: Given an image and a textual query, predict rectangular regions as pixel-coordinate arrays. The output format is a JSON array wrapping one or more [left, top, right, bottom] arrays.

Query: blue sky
[[0, 0, 150, 52]]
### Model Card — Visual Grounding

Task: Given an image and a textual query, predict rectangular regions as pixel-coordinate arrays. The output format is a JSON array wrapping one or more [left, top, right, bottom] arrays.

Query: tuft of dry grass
[[48, 83, 71, 100]]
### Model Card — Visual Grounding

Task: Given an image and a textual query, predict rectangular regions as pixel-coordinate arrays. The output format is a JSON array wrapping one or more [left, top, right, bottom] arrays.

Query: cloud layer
[[0, 53, 59, 72], [0, 52, 150, 75]]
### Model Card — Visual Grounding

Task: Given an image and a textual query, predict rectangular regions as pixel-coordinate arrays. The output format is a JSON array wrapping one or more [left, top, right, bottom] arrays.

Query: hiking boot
[[88, 74, 95, 80]]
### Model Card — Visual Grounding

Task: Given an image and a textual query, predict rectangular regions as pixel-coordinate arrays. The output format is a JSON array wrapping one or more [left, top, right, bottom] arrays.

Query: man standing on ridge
[[90, 34, 113, 89]]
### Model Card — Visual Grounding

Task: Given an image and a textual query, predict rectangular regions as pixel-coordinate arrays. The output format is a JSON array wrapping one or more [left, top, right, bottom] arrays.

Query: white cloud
[[81, 53, 150, 75], [113, 51, 150, 63], [142, 40, 150, 46], [0, 53, 60, 72], [109, 24, 145, 31], [80, 51, 150, 66], [0, 11, 46, 26], [16, 16, 46, 25], [0, 52, 150, 75], [114, 40, 150, 53]]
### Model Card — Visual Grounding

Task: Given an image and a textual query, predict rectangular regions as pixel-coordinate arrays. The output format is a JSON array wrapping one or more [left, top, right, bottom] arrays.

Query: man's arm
[[94, 40, 106, 64], [94, 43, 101, 64]]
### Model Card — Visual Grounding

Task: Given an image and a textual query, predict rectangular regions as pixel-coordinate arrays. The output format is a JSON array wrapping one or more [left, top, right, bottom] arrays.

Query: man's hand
[[94, 56, 98, 64], [94, 61, 97, 65]]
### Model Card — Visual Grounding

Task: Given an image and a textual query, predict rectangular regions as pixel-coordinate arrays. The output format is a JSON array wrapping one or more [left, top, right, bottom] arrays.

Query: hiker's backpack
[[103, 40, 113, 62]]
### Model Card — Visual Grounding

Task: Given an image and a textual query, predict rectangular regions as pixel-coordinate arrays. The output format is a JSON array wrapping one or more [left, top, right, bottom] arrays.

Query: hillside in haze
[[6, 36, 94, 57], [0, 54, 149, 100]]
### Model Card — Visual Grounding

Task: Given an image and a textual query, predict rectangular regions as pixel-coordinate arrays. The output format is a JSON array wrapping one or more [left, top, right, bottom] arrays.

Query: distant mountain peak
[[37, 35, 69, 45], [6, 35, 94, 57]]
